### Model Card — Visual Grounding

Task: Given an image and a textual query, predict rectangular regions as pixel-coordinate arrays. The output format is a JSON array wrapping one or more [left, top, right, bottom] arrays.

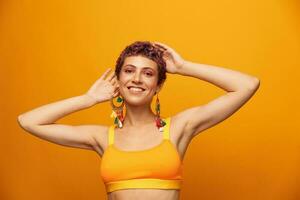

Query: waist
[[105, 178, 182, 193]]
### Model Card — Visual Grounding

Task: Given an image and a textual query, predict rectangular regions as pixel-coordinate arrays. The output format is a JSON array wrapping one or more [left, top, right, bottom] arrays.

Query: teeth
[[130, 87, 143, 92]]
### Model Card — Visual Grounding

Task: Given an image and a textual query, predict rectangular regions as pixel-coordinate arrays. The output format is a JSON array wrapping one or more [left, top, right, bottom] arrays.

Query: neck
[[122, 103, 158, 127]]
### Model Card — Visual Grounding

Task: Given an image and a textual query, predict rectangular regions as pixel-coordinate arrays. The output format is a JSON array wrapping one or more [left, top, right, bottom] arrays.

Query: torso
[[94, 116, 193, 200]]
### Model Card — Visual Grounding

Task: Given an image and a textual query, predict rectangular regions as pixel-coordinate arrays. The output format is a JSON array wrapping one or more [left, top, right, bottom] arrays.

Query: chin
[[123, 95, 152, 106], [125, 98, 149, 106]]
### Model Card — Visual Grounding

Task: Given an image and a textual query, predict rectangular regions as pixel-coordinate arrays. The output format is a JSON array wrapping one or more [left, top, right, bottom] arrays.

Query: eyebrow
[[123, 64, 155, 71]]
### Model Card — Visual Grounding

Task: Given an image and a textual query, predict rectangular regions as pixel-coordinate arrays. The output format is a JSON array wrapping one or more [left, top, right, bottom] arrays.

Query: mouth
[[127, 86, 146, 93]]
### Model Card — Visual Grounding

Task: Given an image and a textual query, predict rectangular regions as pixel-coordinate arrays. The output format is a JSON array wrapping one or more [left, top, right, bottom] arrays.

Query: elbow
[[17, 115, 23, 126], [17, 115, 26, 128], [250, 77, 260, 90], [244, 77, 260, 92], [17, 115, 32, 130]]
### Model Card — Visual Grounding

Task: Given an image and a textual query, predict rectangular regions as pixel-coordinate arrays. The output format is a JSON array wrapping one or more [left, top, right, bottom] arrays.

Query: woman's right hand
[[85, 68, 120, 104]]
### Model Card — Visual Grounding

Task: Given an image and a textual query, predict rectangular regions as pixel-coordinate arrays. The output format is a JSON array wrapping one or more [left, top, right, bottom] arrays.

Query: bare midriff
[[107, 188, 180, 200]]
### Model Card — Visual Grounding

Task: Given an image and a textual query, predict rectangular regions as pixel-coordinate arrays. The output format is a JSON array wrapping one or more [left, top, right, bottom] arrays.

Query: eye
[[145, 72, 153, 76], [124, 69, 132, 73]]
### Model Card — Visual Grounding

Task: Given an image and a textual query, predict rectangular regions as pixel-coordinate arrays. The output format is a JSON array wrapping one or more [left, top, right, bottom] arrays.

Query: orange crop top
[[100, 117, 183, 193]]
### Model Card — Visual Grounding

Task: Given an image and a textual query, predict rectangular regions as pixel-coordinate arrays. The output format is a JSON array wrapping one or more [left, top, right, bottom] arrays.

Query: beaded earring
[[110, 95, 125, 128], [155, 92, 166, 132]]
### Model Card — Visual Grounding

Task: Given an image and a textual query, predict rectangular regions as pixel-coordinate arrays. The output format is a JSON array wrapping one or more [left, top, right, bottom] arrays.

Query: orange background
[[2, 1, 300, 200]]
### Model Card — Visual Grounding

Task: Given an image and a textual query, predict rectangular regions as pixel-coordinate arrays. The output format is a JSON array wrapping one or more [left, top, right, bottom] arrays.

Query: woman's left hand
[[152, 41, 186, 74]]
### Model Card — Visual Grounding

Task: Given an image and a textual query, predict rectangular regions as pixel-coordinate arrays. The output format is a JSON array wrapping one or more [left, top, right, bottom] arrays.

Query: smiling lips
[[127, 86, 146, 93]]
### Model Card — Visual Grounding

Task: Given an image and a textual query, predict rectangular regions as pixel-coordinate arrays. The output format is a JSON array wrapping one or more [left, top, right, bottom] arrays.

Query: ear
[[155, 82, 164, 94]]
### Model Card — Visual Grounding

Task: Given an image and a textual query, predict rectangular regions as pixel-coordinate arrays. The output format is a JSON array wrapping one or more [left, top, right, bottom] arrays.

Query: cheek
[[118, 73, 128, 83], [147, 81, 158, 91], [150, 81, 157, 87], [119, 72, 131, 82]]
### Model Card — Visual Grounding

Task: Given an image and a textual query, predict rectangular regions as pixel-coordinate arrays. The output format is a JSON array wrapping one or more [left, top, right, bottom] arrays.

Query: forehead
[[123, 55, 158, 71]]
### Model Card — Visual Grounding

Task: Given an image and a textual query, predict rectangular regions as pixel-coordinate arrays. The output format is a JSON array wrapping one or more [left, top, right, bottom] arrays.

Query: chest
[[113, 126, 169, 151], [102, 122, 192, 166]]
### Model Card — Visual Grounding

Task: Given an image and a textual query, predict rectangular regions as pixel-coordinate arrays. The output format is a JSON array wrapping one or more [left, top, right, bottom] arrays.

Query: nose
[[132, 71, 142, 84]]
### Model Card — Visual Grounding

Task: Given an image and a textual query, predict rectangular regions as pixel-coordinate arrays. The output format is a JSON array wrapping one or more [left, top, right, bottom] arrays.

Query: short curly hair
[[114, 41, 167, 86]]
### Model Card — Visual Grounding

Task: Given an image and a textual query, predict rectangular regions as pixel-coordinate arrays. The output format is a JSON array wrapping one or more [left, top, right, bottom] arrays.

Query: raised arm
[[17, 68, 120, 151], [153, 42, 260, 139], [175, 60, 260, 137]]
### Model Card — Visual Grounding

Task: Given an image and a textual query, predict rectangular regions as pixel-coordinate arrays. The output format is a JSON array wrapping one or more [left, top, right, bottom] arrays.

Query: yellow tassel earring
[[110, 95, 124, 128], [155, 92, 166, 132]]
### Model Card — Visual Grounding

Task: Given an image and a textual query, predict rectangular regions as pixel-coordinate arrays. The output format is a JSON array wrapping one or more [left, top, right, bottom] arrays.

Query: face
[[117, 55, 163, 106]]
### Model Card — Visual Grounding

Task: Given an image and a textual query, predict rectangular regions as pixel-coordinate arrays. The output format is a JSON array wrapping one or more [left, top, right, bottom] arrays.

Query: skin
[[106, 55, 182, 200], [116, 55, 164, 127], [17, 41, 260, 200]]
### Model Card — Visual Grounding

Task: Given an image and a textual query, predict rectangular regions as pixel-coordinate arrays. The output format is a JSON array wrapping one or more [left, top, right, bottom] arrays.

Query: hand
[[152, 41, 186, 74], [85, 68, 120, 104]]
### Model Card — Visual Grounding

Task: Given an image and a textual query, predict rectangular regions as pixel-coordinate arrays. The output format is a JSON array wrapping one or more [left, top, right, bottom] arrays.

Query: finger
[[113, 93, 118, 98], [153, 41, 168, 50], [154, 42, 177, 55], [113, 90, 120, 98], [154, 44, 167, 53], [154, 44, 167, 51], [114, 85, 120, 92], [111, 78, 117, 85], [154, 42, 177, 56], [100, 68, 112, 80], [153, 41, 168, 47], [111, 76, 119, 85], [105, 69, 116, 81], [114, 84, 120, 92]]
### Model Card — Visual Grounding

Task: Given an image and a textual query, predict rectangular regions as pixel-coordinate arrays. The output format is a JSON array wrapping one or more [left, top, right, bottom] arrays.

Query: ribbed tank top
[[100, 117, 183, 193]]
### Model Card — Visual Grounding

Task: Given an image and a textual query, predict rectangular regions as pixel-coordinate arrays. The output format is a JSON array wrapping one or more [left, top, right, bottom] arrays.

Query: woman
[[18, 41, 260, 200]]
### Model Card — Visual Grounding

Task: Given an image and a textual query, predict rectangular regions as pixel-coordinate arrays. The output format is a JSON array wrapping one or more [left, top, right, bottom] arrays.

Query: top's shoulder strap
[[108, 125, 115, 145], [163, 117, 171, 140]]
